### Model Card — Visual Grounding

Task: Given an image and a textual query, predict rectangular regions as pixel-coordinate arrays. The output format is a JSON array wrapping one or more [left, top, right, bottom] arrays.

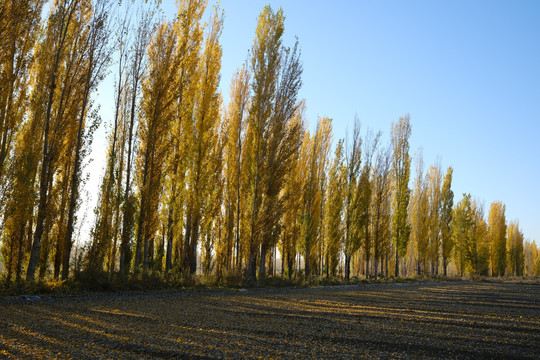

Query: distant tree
[[222, 64, 251, 272], [372, 144, 392, 280], [488, 201, 507, 276], [280, 104, 305, 279], [390, 115, 412, 277], [471, 200, 488, 276], [452, 194, 471, 276], [301, 117, 332, 278], [426, 163, 442, 275], [440, 167, 454, 276], [506, 221, 524, 276], [325, 140, 346, 277], [358, 129, 380, 278], [410, 150, 428, 274], [343, 119, 362, 281]]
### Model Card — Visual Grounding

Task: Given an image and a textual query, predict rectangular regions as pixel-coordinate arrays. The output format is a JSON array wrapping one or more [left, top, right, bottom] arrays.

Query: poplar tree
[[63, 0, 113, 280], [372, 145, 392, 280], [506, 221, 524, 276], [135, 21, 178, 275], [0, 0, 45, 280], [301, 117, 332, 278], [325, 140, 346, 277], [280, 104, 305, 279], [0, 0, 45, 191], [119, 8, 153, 276], [390, 115, 411, 277], [426, 163, 442, 275], [258, 39, 302, 278], [471, 200, 488, 275], [182, 6, 223, 275], [488, 201, 507, 276], [343, 119, 362, 281], [410, 151, 428, 274], [89, 5, 133, 274], [245, 6, 302, 280], [452, 194, 472, 276], [245, 5, 284, 280], [27, 0, 89, 281], [166, 0, 206, 274], [440, 166, 453, 276], [358, 129, 380, 278], [223, 64, 251, 271]]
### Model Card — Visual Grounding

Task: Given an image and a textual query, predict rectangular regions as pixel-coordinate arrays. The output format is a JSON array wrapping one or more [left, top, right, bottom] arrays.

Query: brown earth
[[1, 280, 539, 359]]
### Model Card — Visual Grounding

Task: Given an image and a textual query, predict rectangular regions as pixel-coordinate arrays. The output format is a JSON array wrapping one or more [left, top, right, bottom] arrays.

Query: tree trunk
[[16, 221, 26, 282], [345, 254, 351, 281], [190, 214, 199, 275], [248, 243, 257, 281], [395, 247, 399, 277], [374, 257, 378, 280], [305, 246, 310, 279], [385, 254, 388, 277], [443, 256, 447, 277], [259, 244, 267, 279]]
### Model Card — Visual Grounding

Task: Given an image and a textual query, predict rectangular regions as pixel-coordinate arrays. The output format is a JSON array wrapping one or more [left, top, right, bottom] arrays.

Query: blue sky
[[88, 0, 539, 244]]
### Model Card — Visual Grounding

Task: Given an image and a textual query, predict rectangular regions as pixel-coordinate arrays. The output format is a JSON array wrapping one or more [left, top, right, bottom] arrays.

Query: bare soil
[[1, 280, 539, 359]]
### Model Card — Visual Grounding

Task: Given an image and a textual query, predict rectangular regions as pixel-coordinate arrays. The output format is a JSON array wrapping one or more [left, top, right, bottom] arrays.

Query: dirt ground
[[1, 280, 539, 359]]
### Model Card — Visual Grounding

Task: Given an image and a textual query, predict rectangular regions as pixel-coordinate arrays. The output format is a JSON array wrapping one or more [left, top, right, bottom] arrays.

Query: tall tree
[[135, 20, 178, 275], [27, 0, 88, 281], [0, 0, 45, 192], [426, 163, 442, 275], [358, 129, 380, 278], [452, 194, 472, 276], [182, 6, 223, 275], [223, 64, 251, 272], [488, 201, 507, 276], [410, 150, 428, 274], [325, 140, 346, 277], [506, 221, 524, 276], [166, 0, 206, 274], [301, 117, 332, 278], [119, 7, 153, 276], [280, 104, 305, 279], [258, 39, 302, 279], [88, 3, 133, 274], [440, 166, 454, 276], [244, 6, 302, 280], [63, 0, 113, 280], [343, 118, 362, 281], [372, 144, 392, 280], [245, 5, 284, 280], [390, 115, 412, 277]]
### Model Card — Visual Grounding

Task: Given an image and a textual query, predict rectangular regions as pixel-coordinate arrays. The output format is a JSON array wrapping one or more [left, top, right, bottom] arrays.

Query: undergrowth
[[0, 271, 481, 296]]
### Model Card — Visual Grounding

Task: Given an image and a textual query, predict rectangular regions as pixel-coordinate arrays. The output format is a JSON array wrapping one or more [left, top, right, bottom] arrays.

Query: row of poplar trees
[[0, 0, 536, 283]]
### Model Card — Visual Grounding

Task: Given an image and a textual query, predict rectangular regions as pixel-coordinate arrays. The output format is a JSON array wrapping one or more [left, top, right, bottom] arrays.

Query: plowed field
[[1, 281, 539, 359]]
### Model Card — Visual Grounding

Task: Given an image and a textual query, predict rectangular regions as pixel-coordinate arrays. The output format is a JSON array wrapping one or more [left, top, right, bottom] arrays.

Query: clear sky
[[87, 0, 540, 245]]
